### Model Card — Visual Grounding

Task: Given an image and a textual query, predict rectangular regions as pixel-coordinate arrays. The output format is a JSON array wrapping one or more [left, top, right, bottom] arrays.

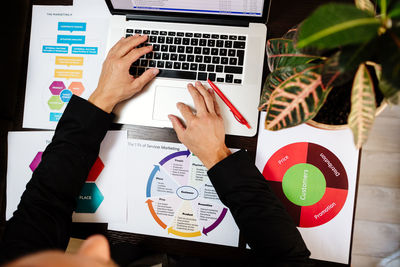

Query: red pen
[[207, 79, 251, 129]]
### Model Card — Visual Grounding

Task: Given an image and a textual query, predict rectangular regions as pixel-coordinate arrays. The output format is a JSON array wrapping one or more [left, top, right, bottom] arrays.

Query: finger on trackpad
[[152, 86, 195, 121]]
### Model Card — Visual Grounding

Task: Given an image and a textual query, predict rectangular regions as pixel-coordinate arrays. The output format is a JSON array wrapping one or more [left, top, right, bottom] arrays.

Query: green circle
[[282, 163, 326, 206]]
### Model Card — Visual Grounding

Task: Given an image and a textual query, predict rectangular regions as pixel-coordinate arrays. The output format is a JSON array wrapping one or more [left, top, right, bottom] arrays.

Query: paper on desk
[[23, 5, 109, 129], [108, 139, 240, 247], [255, 112, 359, 264], [72, 0, 111, 18], [6, 130, 128, 223]]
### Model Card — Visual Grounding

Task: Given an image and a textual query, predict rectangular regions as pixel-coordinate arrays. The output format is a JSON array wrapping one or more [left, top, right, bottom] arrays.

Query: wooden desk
[[0, 0, 351, 265]]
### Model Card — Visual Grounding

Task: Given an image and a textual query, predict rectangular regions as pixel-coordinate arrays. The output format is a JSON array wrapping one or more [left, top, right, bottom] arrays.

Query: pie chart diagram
[[262, 142, 348, 227], [145, 150, 229, 237]]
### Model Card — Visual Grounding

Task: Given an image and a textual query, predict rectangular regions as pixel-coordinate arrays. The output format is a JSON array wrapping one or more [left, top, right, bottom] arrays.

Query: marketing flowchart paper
[[255, 112, 359, 264], [23, 5, 109, 129], [109, 139, 240, 247], [6, 130, 128, 223]]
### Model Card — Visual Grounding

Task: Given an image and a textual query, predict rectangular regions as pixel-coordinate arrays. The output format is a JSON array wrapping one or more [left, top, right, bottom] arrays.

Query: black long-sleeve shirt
[[0, 95, 310, 265]]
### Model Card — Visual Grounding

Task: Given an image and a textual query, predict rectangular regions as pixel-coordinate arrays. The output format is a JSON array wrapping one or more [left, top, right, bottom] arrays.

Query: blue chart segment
[[145, 150, 228, 238]]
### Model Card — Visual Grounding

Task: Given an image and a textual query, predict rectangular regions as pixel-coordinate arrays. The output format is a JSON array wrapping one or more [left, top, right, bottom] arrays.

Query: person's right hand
[[168, 81, 232, 169], [89, 34, 159, 113]]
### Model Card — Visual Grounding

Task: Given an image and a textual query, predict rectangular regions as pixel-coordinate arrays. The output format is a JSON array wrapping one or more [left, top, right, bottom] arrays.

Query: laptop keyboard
[[126, 29, 246, 84]]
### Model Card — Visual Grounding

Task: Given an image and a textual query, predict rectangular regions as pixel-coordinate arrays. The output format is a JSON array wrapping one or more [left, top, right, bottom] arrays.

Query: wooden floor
[[66, 106, 400, 266], [351, 105, 400, 267]]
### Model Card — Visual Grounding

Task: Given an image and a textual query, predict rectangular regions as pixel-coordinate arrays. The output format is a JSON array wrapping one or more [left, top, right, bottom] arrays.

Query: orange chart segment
[[300, 188, 348, 227], [263, 142, 308, 182]]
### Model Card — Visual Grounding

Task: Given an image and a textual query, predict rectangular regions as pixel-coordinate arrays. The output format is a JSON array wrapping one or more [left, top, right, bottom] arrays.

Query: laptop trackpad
[[153, 86, 195, 121]]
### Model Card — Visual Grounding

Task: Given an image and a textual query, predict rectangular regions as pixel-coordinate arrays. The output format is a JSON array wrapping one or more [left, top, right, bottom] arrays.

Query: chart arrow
[[146, 165, 160, 197], [145, 199, 167, 229], [159, 149, 190, 166], [202, 208, 228, 236], [168, 227, 201, 237]]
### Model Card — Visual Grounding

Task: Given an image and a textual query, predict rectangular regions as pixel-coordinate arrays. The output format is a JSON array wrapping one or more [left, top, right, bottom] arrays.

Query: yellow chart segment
[[168, 227, 201, 237]]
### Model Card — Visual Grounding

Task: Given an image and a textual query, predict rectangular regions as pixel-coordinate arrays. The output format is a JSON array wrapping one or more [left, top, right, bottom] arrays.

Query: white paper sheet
[[109, 139, 240, 247], [255, 112, 359, 264], [6, 130, 128, 223], [23, 5, 109, 129], [72, 0, 111, 18]]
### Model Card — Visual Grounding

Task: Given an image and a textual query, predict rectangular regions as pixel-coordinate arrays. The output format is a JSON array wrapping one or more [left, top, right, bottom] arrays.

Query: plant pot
[[305, 68, 386, 130]]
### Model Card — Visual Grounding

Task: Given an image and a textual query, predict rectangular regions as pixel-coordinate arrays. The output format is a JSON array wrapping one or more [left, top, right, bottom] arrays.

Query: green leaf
[[259, 79, 274, 111], [388, 1, 400, 19], [259, 65, 313, 111], [265, 64, 332, 130], [321, 40, 377, 88], [348, 63, 376, 148], [355, 0, 375, 15], [297, 4, 381, 49], [267, 38, 321, 72], [375, 30, 400, 98], [378, 0, 388, 17]]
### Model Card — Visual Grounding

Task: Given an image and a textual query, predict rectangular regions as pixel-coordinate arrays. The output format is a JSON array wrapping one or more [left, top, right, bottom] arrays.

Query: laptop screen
[[110, 0, 265, 17]]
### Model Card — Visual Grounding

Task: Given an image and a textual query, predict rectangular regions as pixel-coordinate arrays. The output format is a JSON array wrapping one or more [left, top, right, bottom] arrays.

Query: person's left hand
[[89, 35, 159, 113]]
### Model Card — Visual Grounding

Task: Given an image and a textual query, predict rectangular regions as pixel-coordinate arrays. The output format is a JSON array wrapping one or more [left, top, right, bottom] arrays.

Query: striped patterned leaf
[[259, 65, 312, 111], [348, 63, 376, 148], [267, 38, 320, 71], [265, 64, 332, 130]]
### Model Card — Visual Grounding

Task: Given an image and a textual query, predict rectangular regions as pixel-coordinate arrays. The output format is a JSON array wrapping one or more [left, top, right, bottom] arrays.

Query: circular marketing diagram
[[262, 142, 348, 227]]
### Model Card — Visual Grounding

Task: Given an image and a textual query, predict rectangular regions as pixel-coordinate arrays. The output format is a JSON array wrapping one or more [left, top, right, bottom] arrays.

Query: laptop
[[105, 0, 270, 137]]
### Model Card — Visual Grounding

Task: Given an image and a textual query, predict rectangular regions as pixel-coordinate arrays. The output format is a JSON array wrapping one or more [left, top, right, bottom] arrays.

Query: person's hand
[[168, 81, 231, 169], [88, 35, 159, 113]]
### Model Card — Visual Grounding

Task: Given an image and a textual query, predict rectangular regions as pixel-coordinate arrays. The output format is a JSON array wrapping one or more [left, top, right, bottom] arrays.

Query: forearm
[[0, 96, 113, 263], [207, 150, 310, 264]]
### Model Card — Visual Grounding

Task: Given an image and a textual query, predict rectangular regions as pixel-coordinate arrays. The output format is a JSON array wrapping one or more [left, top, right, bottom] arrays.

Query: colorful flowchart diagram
[[24, 6, 108, 130], [145, 150, 229, 238], [39, 21, 100, 123]]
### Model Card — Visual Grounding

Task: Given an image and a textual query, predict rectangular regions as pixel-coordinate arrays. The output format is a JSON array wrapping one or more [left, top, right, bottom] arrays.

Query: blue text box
[[42, 45, 68, 54], [72, 46, 98, 55], [57, 35, 86, 45], [50, 112, 63, 122], [58, 22, 87, 32]]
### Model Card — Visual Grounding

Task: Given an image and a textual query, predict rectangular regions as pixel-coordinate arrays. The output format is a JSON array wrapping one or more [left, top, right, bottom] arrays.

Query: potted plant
[[258, 0, 400, 148]]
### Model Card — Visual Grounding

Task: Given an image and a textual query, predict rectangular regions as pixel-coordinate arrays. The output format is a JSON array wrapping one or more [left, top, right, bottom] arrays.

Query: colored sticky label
[[49, 81, 66, 95], [75, 183, 104, 213], [29, 152, 43, 172], [54, 69, 83, 79], [68, 82, 85, 96], [58, 22, 86, 32], [55, 56, 84, 66], [60, 90, 73, 103], [87, 157, 104, 182], [50, 112, 62, 122], [42, 45, 68, 54], [72, 46, 98, 55], [48, 96, 64, 110], [57, 35, 85, 45]]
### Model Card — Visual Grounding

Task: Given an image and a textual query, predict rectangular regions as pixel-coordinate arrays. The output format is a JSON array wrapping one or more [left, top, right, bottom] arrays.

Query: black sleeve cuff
[[53, 95, 115, 154], [207, 150, 262, 202]]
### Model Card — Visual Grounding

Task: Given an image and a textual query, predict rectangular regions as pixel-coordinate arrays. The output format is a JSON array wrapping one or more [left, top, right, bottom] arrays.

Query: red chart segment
[[306, 143, 348, 190], [300, 188, 348, 227], [262, 142, 349, 228], [263, 142, 308, 182]]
